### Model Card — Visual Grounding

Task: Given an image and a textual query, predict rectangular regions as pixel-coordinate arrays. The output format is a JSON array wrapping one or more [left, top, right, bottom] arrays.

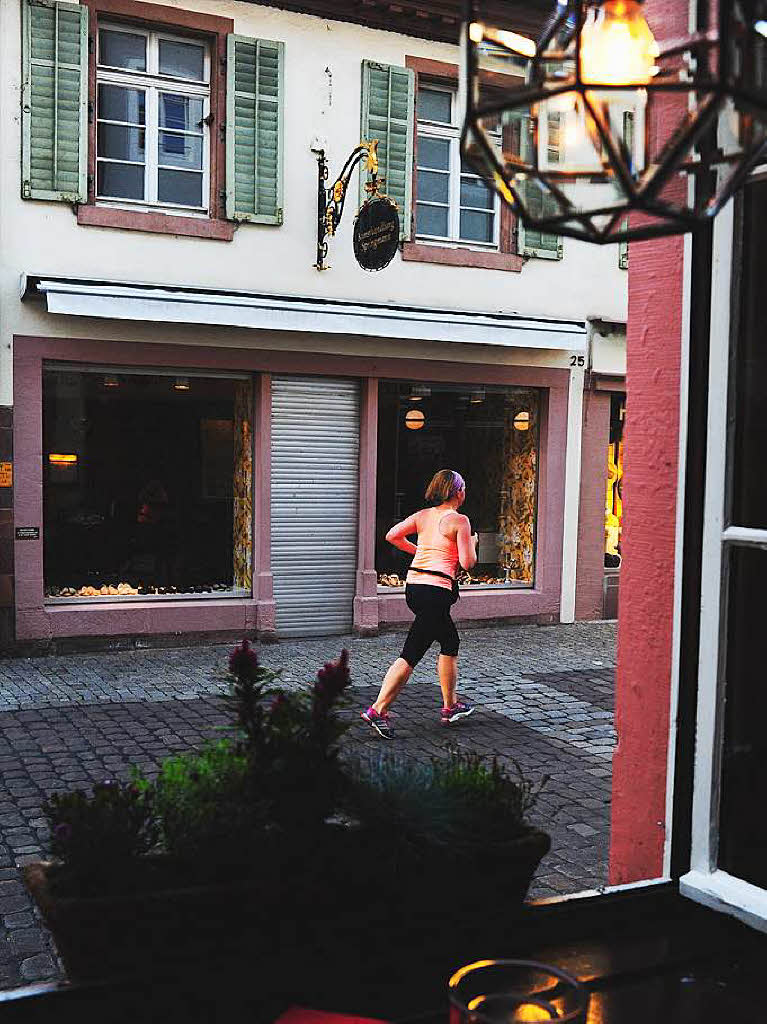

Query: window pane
[[42, 370, 251, 598], [97, 162, 144, 199], [460, 209, 494, 242], [158, 168, 203, 207], [460, 175, 494, 210], [159, 132, 202, 170], [159, 38, 205, 81], [718, 545, 767, 887], [418, 87, 452, 124], [730, 180, 767, 528], [98, 84, 146, 125], [416, 203, 448, 237], [97, 124, 145, 163], [417, 168, 449, 204], [375, 384, 540, 587], [159, 93, 204, 133], [99, 29, 146, 71], [417, 135, 450, 170]]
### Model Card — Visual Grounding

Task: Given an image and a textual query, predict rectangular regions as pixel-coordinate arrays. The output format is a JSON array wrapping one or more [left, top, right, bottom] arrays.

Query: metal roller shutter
[[270, 376, 360, 637]]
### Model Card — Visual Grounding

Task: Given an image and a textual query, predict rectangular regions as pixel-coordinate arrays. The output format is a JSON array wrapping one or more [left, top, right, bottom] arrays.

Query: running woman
[[362, 469, 478, 739]]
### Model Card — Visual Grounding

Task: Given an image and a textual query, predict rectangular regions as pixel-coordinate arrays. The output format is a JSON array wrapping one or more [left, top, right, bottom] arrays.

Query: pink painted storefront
[[10, 290, 604, 647]]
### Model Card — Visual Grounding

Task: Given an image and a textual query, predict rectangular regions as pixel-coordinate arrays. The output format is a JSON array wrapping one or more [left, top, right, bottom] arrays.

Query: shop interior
[[376, 381, 541, 589], [42, 367, 252, 600]]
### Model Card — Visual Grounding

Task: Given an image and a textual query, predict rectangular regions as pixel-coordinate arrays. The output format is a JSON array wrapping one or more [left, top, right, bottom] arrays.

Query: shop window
[[42, 367, 253, 601], [96, 24, 210, 211], [376, 382, 541, 589]]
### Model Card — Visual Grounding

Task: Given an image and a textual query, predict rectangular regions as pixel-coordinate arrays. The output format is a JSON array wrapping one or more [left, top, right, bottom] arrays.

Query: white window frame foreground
[[96, 22, 211, 216], [679, 193, 767, 933], [416, 83, 500, 249]]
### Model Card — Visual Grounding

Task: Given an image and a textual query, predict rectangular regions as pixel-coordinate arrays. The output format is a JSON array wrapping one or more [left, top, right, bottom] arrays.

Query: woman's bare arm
[[386, 513, 419, 556], [455, 515, 477, 569]]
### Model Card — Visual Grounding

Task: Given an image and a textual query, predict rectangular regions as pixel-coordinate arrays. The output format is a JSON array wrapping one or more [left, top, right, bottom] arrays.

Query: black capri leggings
[[400, 583, 460, 668]]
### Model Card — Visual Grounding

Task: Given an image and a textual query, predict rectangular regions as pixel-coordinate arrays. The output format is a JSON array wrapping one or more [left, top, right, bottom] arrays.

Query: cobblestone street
[[0, 620, 616, 990]]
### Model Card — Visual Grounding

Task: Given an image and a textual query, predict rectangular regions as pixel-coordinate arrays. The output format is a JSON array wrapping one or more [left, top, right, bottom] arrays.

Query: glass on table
[[448, 960, 588, 1024]]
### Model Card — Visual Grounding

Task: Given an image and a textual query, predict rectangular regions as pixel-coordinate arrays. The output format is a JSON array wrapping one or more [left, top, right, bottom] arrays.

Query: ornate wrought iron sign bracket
[[314, 139, 387, 271]]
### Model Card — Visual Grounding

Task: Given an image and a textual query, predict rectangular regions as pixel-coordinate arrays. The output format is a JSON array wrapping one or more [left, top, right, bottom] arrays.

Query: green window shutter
[[21, 0, 88, 203], [360, 60, 414, 241], [618, 111, 634, 270], [515, 110, 562, 260], [226, 35, 284, 225]]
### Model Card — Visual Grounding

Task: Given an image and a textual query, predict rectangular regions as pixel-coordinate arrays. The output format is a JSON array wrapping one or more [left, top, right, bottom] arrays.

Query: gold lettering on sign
[[0, 463, 11, 487], [357, 221, 397, 252]]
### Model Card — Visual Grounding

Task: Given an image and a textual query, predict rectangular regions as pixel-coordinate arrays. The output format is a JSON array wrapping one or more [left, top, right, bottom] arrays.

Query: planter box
[[24, 828, 551, 985]]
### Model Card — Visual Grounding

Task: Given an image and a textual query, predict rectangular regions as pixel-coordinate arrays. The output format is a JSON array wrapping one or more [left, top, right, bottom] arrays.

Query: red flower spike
[[228, 638, 260, 679]]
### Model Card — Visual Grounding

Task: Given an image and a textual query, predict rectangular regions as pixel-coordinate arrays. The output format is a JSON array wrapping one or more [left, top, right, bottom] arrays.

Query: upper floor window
[[415, 85, 498, 247], [96, 25, 210, 212]]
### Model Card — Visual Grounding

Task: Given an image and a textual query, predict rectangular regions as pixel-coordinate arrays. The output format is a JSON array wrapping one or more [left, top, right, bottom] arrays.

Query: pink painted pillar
[[609, 0, 687, 886], [575, 390, 611, 620], [354, 377, 380, 635], [254, 373, 276, 639]]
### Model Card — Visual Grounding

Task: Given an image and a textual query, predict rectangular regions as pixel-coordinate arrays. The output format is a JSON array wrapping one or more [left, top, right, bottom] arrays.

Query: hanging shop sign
[[314, 139, 399, 272], [353, 197, 400, 272]]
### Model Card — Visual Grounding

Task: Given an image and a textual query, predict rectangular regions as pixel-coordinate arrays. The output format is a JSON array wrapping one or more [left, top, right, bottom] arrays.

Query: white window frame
[[96, 22, 211, 216], [416, 83, 500, 249], [679, 182, 767, 934]]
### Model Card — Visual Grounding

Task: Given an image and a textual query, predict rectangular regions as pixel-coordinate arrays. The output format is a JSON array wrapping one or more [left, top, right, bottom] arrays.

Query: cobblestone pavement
[[0, 621, 616, 990]]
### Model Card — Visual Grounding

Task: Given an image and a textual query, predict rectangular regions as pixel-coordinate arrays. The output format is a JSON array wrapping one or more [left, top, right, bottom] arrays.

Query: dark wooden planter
[[24, 827, 551, 986]]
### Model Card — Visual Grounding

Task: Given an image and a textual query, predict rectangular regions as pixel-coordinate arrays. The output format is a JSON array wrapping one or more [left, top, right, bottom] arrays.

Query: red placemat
[[274, 1007, 389, 1024]]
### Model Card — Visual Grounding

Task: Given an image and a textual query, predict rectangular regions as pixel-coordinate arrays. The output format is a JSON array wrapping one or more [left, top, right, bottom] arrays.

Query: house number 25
[[570, 355, 586, 367]]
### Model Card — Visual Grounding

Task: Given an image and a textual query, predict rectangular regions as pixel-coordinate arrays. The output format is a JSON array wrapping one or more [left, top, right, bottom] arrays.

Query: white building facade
[[0, 0, 627, 647]]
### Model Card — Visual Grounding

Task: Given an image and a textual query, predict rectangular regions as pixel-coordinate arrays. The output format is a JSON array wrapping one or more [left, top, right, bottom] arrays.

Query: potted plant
[[23, 642, 354, 983], [336, 749, 551, 922], [23, 641, 550, 988]]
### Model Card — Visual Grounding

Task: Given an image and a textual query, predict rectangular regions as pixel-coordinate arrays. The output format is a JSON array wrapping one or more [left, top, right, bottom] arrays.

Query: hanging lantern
[[405, 408, 426, 430], [461, 0, 767, 244]]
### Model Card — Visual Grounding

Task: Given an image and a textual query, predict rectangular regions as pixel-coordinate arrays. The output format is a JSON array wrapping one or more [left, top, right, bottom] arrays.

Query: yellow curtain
[[497, 395, 539, 583], [232, 382, 253, 590]]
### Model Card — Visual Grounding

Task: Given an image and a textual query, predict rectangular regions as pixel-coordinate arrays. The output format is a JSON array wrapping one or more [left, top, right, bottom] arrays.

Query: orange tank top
[[406, 508, 459, 591]]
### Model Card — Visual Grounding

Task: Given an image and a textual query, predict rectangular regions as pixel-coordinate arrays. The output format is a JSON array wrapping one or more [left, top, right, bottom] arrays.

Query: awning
[[22, 275, 588, 353]]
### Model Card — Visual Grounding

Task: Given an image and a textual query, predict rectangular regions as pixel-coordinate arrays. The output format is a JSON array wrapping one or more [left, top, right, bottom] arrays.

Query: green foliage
[[152, 739, 269, 872], [342, 746, 547, 860], [43, 779, 158, 892]]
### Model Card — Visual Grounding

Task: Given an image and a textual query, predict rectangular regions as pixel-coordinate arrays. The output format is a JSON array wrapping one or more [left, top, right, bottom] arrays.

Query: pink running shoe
[[440, 701, 475, 725], [361, 706, 393, 739]]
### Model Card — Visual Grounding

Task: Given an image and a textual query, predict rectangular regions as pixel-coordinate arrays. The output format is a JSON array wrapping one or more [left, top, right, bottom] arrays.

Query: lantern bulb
[[580, 0, 658, 86], [469, 21, 484, 43]]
